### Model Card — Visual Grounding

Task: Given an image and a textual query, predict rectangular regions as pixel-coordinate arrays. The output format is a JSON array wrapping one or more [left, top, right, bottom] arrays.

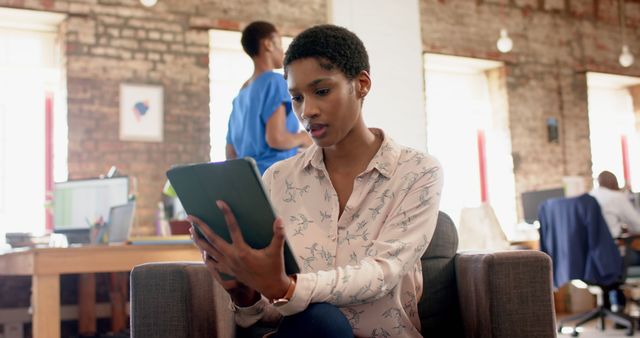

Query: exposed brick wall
[[0, 0, 636, 227], [0, 0, 326, 235], [420, 0, 640, 218], [631, 85, 640, 131]]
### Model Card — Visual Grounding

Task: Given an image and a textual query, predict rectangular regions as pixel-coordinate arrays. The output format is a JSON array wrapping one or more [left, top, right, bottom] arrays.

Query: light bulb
[[140, 0, 158, 7], [496, 28, 513, 53], [619, 45, 634, 67]]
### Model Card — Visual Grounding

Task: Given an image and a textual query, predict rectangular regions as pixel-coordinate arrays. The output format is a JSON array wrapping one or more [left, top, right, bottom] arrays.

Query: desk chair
[[539, 193, 635, 336], [619, 235, 640, 314]]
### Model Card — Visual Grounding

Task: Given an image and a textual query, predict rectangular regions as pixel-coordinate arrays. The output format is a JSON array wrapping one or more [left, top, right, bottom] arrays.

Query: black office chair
[[539, 193, 635, 336], [618, 234, 640, 315]]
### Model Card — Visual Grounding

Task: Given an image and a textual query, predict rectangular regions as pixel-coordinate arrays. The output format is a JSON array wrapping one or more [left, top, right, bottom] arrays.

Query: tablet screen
[[167, 158, 300, 276]]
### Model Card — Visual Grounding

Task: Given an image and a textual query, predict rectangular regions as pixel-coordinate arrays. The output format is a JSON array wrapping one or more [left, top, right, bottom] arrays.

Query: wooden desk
[[509, 239, 540, 250], [0, 244, 201, 338]]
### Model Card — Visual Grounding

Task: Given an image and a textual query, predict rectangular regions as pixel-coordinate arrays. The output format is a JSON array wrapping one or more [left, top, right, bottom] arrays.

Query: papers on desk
[[128, 235, 192, 245], [0, 244, 12, 254], [5, 232, 52, 248], [504, 222, 540, 243]]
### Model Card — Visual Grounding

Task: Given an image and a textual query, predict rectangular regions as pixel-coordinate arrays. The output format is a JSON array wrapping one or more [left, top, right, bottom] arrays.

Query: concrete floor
[[557, 315, 638, 337]]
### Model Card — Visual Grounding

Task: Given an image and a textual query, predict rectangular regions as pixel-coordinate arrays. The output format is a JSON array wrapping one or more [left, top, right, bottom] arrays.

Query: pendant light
[[140, 0, 158, 7], [496, 5, 513, 54], [496, 28, 513, 53], [618, 0, 634, 67]]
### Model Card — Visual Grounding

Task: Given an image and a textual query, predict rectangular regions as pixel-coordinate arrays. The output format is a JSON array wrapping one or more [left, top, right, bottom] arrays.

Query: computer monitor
[[521, 187, 565, 224], [53, 177, 129, 230]]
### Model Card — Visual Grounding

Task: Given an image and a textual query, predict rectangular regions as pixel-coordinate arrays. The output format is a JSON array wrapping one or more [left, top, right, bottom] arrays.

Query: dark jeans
[[237, 302, 353, 338], [627, 249, 640, 266]]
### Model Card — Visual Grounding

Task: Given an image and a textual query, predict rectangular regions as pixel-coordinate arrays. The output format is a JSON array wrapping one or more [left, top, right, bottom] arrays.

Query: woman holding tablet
[[190, 25, 443, 338]]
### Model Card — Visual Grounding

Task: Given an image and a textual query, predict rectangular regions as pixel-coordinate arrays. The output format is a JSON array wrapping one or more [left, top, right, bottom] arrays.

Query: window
[[587, 72, 640, 191], [424, 54, 517, 233], [0, 103, 5, 217], [209, 30, 292, 162], [0, 8, 66, 236]]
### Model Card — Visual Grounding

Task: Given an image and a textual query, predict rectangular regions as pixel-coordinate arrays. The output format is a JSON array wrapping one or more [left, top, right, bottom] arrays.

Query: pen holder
[[90, 221, 108, 244]]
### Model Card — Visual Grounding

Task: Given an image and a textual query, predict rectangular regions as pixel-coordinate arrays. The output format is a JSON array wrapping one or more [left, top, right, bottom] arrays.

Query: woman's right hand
[[191, 226, 260, 307]]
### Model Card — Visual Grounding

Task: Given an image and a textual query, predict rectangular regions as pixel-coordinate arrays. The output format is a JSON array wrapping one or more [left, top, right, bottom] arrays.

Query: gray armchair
[[130, 212, 557, 337]]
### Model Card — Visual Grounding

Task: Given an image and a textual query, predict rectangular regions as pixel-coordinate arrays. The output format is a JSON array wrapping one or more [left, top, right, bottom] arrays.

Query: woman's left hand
[[188, 200, 291, 300]]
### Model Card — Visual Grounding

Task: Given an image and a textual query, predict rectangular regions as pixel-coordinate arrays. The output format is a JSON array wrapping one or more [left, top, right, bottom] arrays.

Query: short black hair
[[241, 21, 277, 57], [284, 24, 370, 80]]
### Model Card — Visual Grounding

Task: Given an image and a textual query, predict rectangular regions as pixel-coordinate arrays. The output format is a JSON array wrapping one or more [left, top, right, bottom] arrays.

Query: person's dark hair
[[284, 24, 369, 80], [241, 21, 277, 57], [598, 171, 620, 191]]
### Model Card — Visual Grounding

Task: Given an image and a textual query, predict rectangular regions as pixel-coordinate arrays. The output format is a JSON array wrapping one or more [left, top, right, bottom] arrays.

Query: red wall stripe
[[621, 134, 631, 188], [477, 129, 488, 203]]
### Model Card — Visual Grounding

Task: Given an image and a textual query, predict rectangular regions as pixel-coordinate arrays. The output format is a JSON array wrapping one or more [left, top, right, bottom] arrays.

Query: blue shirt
[[226, 71, 299, 174]]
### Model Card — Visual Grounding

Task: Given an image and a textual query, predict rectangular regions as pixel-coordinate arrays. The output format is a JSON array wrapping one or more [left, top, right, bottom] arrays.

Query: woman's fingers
[[206, 255, 234, 276], [190, 226, 225, 263], [189, 204, 289, 296], [216, 200, 249, 249], [188, 215, 217, 244], [187, 215, 233, 254], [204, 257, 237, 289], [206, 264, 238, 291], [268, 217, 286, 256], [190, 226, 212, 251]]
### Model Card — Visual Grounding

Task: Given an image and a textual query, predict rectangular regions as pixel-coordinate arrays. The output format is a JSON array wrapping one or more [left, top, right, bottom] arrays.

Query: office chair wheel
[[557, 325, 580, 336]]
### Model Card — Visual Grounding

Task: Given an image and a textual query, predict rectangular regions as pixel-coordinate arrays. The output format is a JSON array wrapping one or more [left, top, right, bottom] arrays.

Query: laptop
[[107, 201, 136, 244]]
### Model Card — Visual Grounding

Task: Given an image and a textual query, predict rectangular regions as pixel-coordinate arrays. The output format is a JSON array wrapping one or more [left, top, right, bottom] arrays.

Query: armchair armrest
[[455, 250, 556, 338], [130, 262, 235, 338]]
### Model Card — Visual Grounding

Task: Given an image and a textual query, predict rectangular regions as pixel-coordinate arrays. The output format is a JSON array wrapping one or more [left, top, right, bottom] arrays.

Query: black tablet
[[166, 158, 300, 277]]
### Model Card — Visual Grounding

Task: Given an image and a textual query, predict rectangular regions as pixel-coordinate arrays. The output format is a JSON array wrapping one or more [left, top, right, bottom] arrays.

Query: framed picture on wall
[[119, 83, 163, 142]]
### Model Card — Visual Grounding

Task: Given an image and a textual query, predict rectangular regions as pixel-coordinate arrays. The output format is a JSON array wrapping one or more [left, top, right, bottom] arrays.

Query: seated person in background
[[590, 171, 640, 238], [591, 170, 640, 313], [226, 21, 312, 174], [190, 24, 443, 338]]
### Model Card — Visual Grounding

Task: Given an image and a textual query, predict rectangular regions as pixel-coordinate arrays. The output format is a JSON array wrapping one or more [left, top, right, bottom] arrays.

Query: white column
[[328, 0, 427, 151]]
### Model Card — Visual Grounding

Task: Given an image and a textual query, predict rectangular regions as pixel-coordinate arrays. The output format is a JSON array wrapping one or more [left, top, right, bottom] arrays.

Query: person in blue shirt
[[226, 21, 311, 174]]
